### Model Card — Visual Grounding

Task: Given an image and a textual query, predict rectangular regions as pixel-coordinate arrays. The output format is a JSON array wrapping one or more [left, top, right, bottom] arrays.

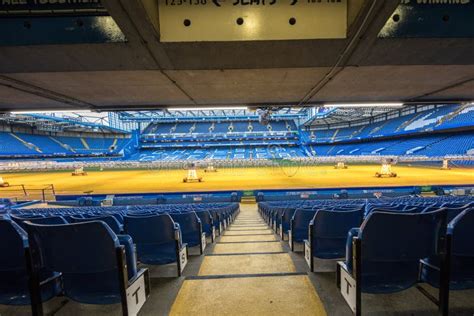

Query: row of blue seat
[[260, 196, 474, 247], [259, 196, 474, 315], [0, 202, 239, 315]]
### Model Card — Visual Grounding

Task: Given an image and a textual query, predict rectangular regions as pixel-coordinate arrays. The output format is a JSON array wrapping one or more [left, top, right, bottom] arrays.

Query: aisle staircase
[[240, 195, 256, 204], [436, 104, 469, 126], [396, 112, 423, 132], [169, 204, 327, 315], [369, 120, 389, 136], [49, 136, 76, 153], [80, 138, 90, 150], [331, 129, 339, 142], [10, 133, 42, 153], [351, 125, 366, 138]]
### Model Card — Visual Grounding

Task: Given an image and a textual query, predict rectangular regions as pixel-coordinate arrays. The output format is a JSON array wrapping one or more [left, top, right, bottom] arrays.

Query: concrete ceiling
[[0, 0, 473, 111]]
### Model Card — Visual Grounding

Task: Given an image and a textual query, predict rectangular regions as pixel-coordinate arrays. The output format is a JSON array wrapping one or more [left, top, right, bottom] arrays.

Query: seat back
[[28, 216, 68, 226], [361, 210, 446, 261], [195, 211, 213, 235], [25, 221, 121, 304], [281, 208, 296, 233], [311, 210, 362, 259], [10, 215, 67, 229], [357, 210, 447, 293], [170, 212, 201, 246], [0, 219, 27, 272], [450, 209, 474, 256], [291, 209, 317, 242], [71, 215, 122, 234], [444, 206, 472, 223], [26, 221, 118, 273], [124, 214, 178, 265]]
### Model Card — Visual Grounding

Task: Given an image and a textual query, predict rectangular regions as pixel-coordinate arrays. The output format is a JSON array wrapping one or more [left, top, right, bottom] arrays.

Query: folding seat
[[71, 215, 123, 234], [279, 208, 296, 241], [288, 209, 317, 251], [272, 208, 285, 233], [304, 209, 362, 271], [336, 210, 448, 316], [124, 214, 188, 276], [209, 209, 223, 235], [10, 215, 67, 229], [440, 205, 472, 222], [0, 220, 61, 306], [170, 212, 206, 254], [195, 210, 215, 242], [25, 221, 149, 315], [421, 209, 474, 299]]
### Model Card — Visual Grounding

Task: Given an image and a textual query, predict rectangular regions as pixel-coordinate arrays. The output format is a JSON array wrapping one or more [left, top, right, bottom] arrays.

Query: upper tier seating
[[304, 104, 473, 144], [308, 132, 474, 157], [0, 132, 128, 158]]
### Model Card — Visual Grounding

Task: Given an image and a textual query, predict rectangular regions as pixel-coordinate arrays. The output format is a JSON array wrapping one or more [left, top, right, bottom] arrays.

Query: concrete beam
[[101, 0, 173, 69]]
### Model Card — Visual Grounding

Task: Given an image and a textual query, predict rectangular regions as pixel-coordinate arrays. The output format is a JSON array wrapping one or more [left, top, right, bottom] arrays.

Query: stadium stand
[[0, 104, 471, 163], [3, 2, 474, 313]]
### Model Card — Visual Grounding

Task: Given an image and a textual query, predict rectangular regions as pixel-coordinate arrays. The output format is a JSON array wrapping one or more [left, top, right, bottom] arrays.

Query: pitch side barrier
[[0, 155, 473, 172]]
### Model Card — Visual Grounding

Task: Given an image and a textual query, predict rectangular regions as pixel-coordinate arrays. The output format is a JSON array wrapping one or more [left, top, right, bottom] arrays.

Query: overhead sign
[[158, 0, 347, 42]]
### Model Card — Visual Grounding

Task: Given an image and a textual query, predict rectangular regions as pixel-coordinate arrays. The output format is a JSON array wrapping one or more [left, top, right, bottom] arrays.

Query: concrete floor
[[1, 203, 474, 316]]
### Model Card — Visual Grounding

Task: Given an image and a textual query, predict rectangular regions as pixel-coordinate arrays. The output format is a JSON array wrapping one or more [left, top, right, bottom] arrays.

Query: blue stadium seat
[[70, 215, 123, 234], [195, 210, 215, 242], [337, 210, 448, 315], [421, 209, 474, 290], [10, 215, 67, 229], [288, 209, 316, 251], [279, 208, 296, 241], [124, 214, 188, 276], [25, 221, 149, 315], [304, 209, 362, 271], [170, 212, 206, 254], [0, 219, 61, 306]]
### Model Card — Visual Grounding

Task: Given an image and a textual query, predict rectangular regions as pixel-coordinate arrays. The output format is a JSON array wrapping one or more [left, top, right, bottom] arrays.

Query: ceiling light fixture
[[323, 102, 404, 108], [167, 106, 248, 111]]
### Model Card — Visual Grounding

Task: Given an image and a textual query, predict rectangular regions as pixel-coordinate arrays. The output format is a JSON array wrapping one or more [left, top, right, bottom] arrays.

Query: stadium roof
[[304, 106, 406, 126], [302, 103, 468, 127], [0, 113, 128, 134], [0, 1, 473, 111], [118, 107, 307, 122]]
